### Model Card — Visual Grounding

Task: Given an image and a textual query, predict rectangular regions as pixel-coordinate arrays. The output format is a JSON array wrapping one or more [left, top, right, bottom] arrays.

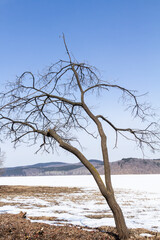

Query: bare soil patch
[[0, 212, 160, 239], [0, 185, 81, 197], [0, 212, 117, 240], [85, 214, 113, 219]]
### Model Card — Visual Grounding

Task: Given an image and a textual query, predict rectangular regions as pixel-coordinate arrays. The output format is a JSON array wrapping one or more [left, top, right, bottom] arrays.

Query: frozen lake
[[0, 174, 160, 232], [0, 174, 160, 193]]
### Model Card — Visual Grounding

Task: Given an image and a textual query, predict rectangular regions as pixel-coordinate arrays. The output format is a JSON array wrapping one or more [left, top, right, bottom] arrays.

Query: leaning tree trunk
[[82, 104, 130, 239], [48, 129, 129, 239], [103, 189, 129, 239], [98, 121, 129, 239]]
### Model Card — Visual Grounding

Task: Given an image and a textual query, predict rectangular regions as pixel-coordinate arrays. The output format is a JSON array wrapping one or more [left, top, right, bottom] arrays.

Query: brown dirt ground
[[0, 212, 160, 240], [0, 212, 118, 240], [0, 186, 160, 239]]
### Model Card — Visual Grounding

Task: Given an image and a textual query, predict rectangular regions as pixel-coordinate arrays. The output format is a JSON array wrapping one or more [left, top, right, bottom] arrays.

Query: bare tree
[[0, 36, 160, 239]]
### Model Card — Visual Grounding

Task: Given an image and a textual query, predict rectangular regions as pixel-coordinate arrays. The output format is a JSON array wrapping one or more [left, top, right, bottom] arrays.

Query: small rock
[[18, 211, 27, 218]]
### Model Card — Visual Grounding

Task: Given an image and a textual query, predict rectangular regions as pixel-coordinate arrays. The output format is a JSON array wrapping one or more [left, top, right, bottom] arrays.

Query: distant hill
[[1, 158, 160, 177], [110, 158, 160, 174]]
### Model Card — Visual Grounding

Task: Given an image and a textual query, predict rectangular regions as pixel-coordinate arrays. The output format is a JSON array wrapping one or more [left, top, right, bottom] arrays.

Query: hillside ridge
[[1, 158, 160, 176]]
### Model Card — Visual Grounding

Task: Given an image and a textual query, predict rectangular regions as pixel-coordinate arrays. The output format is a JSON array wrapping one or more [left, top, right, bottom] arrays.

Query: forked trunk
[[94, 117, 129, 239], [48, 129, 129, 239]]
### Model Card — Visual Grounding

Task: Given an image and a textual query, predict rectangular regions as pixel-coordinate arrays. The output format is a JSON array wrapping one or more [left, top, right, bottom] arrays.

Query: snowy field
[[0, 174, 160, 232]]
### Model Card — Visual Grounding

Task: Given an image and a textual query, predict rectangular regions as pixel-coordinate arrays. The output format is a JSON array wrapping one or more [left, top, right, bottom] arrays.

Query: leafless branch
[[0, 38, 159, 156]]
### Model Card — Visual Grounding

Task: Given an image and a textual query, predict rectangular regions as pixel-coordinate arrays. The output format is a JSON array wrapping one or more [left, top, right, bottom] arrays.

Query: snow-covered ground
[[0, 175, 160, 232]]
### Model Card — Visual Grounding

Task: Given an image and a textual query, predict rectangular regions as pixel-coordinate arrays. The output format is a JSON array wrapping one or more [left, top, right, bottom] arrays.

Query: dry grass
[[85, 214, 113, 219]]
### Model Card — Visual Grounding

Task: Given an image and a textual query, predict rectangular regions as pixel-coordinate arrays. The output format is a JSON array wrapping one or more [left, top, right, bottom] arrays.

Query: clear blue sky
[[0, 0, 160, 167]]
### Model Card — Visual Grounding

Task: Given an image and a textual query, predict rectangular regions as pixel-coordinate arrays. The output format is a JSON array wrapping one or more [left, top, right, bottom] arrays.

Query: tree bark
[[47, 129, 129, 239], [104, 192, 129, 239], [81, 104, 130, 239]]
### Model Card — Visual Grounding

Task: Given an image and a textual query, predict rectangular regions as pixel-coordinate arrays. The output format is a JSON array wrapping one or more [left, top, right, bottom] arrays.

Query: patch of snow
[[140, 233, 155, 237]]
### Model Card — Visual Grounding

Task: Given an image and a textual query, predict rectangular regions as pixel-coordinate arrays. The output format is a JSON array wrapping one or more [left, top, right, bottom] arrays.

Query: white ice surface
[[0, 174, 160, 193], [0, 175, 160, 231]]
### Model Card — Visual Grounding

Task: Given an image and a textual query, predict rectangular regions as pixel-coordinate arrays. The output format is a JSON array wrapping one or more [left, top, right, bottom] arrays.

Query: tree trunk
[[104, 192, 129, 239], [81, 107, 129, 239], [100, 133, 129, 238], [48, 129, 129, 239]]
